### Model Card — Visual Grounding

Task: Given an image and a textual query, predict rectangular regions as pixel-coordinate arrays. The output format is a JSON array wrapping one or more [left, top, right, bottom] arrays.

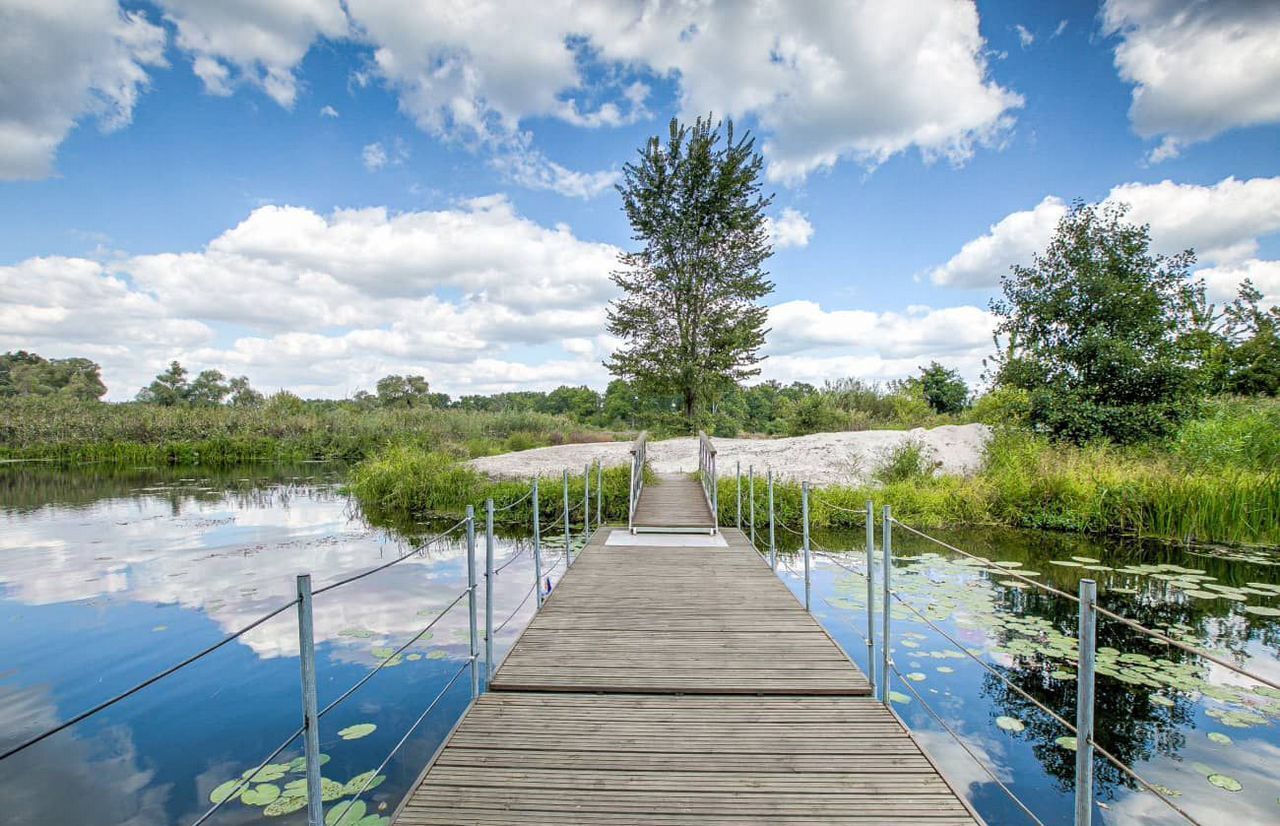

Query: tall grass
[[710, 420, 1280, 546], [347, 446, 641, 529], [0, 396, 619, 464]]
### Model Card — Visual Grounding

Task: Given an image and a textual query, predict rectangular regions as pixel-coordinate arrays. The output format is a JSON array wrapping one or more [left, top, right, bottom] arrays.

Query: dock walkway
[[394, 475, 979, 825]]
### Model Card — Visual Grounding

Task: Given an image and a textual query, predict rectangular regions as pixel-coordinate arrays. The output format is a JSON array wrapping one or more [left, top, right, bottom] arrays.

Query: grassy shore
[[345, 398, 1280, 547], [0, 396, 617, 464]]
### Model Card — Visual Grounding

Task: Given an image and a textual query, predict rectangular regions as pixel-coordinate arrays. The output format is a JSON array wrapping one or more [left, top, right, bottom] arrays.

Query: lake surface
[[0, 464, 563, 825], [2, 466, 1278, 825]]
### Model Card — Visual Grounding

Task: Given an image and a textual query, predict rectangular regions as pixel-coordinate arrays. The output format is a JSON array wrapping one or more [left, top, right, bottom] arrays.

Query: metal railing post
[[583, 463, 590, 539], [295, 574, 323, 826], [802, 481, 811, 612], [466, 505, 478, 699], [533, 479, 544, 608], [768, 470, 776, 571], [484, 498, 495, 683], [1075, 579, 1098, 826], [711, 451, 718, 526], [736, 460, 742, 529], [748, 465, 755, 548], [596, 460, 602, 527], [865, 499, 876, 690], [879, 506, 891, 705], [563, 469, 571, 568]]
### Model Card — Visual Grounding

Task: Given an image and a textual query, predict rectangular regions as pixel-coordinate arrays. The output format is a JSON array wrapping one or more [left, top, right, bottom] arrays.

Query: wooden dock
[[630, 472, 715, 533], [394, 475, 980, 825]]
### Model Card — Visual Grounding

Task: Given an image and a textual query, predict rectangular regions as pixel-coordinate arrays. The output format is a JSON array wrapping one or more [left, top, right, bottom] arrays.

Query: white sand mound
[[467, 423, 992, 486]]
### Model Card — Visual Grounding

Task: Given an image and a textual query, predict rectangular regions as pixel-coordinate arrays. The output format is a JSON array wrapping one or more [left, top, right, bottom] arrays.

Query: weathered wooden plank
[[391, 471, 978, 825]]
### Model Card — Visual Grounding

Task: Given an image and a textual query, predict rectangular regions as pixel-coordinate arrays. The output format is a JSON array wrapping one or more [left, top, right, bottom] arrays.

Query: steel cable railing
[[317, 588, 470, 719], [886, 661, 1047, 826], [313, 517, 469, 596], [331, 659, 472, 821], [765, 487, 1237, 826], [0, 597, 300, 763], [889, 517, 1280, 694], [190, 724, 306, 825], [3, 460, 594, 826], [627, 431, 647, 531]]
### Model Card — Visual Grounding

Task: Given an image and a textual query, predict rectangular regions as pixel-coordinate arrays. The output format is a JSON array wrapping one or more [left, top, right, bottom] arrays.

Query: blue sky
[[1, 0, 1278, 400]]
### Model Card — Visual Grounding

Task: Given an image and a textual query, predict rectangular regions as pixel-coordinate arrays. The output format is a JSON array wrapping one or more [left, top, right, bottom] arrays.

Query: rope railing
[[490, 487, 533, 513], [313, 517, 469, 596]]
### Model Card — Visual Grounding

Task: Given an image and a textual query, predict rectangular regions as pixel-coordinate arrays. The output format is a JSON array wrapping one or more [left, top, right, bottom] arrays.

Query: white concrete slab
[[604, 529, 729, 548]]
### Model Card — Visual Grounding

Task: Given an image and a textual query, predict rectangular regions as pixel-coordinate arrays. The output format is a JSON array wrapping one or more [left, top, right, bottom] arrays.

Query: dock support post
[[466, 505, 479, 699], [1075, 579, 1098, 826], [879, 506, 891, 705], [748, 466, 756, 548], [802, 481, 811, 612], [485, 498, 495, 683], [736, 460, 741, 529], [596, 460, 602, 527], [563, 469, 571, 568], [533, 479, 543, 608], [865, 499, 875, 690], [295, 574, 323, 826], [583, 464, 590, 539], [768, 470, 776, 571]]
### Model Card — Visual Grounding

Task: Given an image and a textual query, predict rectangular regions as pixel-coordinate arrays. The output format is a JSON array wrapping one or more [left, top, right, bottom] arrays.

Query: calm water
[[785, 525, 1280, 826], [2, 467, 1278, 825], [0, 464, 562, 825]]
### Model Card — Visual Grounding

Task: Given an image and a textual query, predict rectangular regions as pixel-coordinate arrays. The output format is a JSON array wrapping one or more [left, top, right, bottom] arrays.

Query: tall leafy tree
[[990, 201, 1203, 443], [376, 374, 433, 408], [188, 369, 230, 405], [137, 361, 190, 406], [0, 351, 106, 400], [606, 116, 774, 426], [914, 362, 969, 414]]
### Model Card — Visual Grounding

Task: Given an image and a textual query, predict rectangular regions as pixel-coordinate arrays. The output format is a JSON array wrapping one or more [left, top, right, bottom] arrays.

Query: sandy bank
[[467, 424, 992, 486]]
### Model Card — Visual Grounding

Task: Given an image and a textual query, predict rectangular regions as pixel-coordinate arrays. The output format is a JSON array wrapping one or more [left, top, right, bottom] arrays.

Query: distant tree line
[[0, 351, 106, 400]]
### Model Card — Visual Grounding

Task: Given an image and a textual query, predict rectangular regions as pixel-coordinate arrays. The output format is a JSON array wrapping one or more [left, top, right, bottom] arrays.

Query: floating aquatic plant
[[338, 723, 377, 740]]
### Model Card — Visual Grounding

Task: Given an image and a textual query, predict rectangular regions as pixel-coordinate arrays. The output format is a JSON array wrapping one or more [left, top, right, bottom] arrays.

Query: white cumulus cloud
[[156, 0, 348, 107], [1103, 0, 1280, 161], [0, 0, 166, 180], [930, 176, 1280, 289], [766, 209, 814, 250]]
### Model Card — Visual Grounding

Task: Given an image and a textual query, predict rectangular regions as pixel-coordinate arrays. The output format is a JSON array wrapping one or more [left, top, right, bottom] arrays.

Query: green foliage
[[780, 393, 848, 436], [375, 374, 435, 408], [1171, 397, 1280, 473], [136, 360, 260, 408], [0, 395, 606, 465], [0, 351, 106, 400], [967, 386, 1030, 427], [607, 116, 774, 424], [913, 361, 969, 414], [991, 200, 1204, 443], [872, 440, 938, 485], [348, 446, 638, 528]]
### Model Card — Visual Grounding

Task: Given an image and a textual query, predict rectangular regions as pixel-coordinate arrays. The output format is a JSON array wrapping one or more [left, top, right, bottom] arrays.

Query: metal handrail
[[697, 430, 718, 530], [627, 431, 647, 531], [762, 486, 1239, 826]]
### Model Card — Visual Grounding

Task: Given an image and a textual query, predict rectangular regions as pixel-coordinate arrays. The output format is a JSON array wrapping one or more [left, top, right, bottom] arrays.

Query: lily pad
[[288, 754, 330, 773], [936, 666, 955, 674], [327, 800, 367, 826], [888, 691, 911, 704], [1055, 736, 1078, 751], [338, 723, 377, 740], [905, 672, 927, 682], [1207, 773, 1242, 792], [209, 779, 245, 805], [1049, 560, 1084, 567], [995, 715, 1025, 733], [1243, 605, 1280, 617], [241, 784, 281, 806], [343, 771, 387, 796], [243, 763, 289, 782], [264, 794, 308, 817], [1207, 732, 1232, 745], [426, 650, 448, 660]]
